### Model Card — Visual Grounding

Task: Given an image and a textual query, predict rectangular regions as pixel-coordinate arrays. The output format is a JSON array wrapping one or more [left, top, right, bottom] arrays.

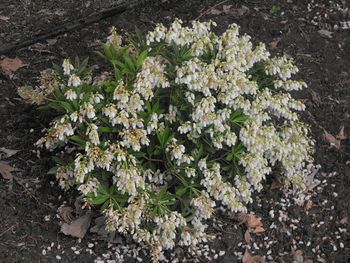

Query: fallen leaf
[[336, 126, 347, 140], [58, 206, 74, 223], [291, 249, 304, 263], [223, 5, 249, 17], [304, 200, 313, 211], [0, 15, 10, 21], [254, 226, 265, 233], [90, 216, 123, 243], [0, 147, 20, 159], [340, 217, 348, 224], [309, 89, 322, 106], [209, 8, 222, 15], [238, 213, 264, 233], [318, 29, 333, 38], [0, 57, 25, 74], [0, 16, 10, 22], [46, 38, 58, 45], [269, 38, 280, 49], [243, 250, 266, 263], [61, 213, 91, 239], [270, 181, 285, 189], [304, 164, 321, 192], [246, 214, 263, 229], [244, 229, 251, 244], [0, 161, 21, 180], [323, 130, 341, 149]]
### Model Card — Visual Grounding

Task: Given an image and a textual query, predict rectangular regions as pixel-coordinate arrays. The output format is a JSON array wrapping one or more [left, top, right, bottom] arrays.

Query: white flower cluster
[[37, 20, 313, 259]]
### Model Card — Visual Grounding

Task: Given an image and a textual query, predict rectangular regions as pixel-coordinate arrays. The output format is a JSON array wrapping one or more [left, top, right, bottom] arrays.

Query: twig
[[0, 0, 150, 55], [194, 0, 229, 21], [0, 224, 17, 237]]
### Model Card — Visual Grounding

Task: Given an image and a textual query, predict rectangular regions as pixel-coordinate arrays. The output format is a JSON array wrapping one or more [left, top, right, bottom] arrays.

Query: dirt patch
[[0, 0, 349, 262]]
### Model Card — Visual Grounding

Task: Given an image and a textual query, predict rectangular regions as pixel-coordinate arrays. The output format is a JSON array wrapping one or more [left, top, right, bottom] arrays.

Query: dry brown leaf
[[318, 29, 333, 38], [61, 213, 91, 239], [304, 259, 313, 263], [340, 217, 348, 224], [270, 181, 285, 190], [269, 38, 280, 49], [0, 161, 21, 180], [0, 57, 25, 74], [243, 250, 266, 263], [0, 147, 19, 159], [323, 130, 341, 149], [291, 249, 304, 263], [209, 8, 222, 15], [244, 229, 251, 244], [239, 213, 264, 234], [304, 200, 313, 211], [304, 165, 320, 192], [0, 15, 10, 21], [254, 226, 265, 233], [223, 5, 249, 17], [246, 214, 263, 229], [58, 206, 74, 223], [336, 126, 347, 140]]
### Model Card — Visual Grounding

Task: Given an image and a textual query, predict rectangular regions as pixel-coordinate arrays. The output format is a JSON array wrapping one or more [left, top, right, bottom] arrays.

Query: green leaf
[[132, 152, 146, 158], [69, 135, 86, 146], [47, 166, 58, 175], [156, 126, 170, 147], [90, 194, 109, 205], [175, 186, 188, 196], [123, 54, 135, 71], [153, 148, 162, 155], [59, 101, 75, 113], [52, 156, 66, 166], [136, 50, 148, 69], [230, 109, 249, 124], [52, 63, 62, 74], [112, 59, 125, 69], [77, 57, 89, 75], [225, 153, 234, 161], [99, 126, 113, 133]]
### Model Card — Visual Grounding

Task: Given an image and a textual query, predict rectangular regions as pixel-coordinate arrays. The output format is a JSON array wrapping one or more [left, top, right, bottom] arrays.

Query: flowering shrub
[[20, 19, 313, 260]]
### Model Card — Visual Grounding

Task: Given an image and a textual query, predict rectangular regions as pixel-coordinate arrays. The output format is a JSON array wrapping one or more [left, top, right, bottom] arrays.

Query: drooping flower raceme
[[32, 20, 313, 261]]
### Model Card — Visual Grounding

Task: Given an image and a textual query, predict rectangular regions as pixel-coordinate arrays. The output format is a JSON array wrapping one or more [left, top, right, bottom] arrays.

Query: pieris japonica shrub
[[20, 19, 313, 260]]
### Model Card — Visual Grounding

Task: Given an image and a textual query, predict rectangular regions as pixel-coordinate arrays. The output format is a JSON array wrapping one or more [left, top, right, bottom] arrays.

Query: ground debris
[[60, 212, 91, 239], [0, 161, 21, 181], [242, 249, 265, 263]]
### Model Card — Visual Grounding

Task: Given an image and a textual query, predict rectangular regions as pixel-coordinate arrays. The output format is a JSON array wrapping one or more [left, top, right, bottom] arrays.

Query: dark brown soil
[[0, 0, 349, 262]]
